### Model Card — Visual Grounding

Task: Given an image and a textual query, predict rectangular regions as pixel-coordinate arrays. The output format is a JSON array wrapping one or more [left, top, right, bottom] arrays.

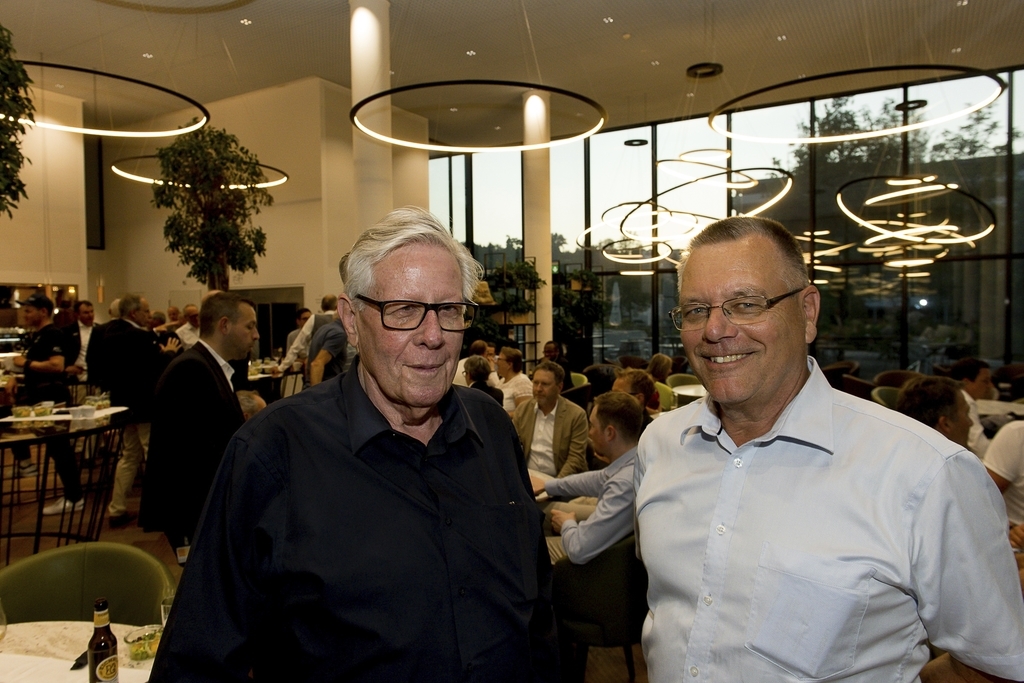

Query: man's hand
[[550, 509, 576, 535], [1009, 524, 1024, 550], [65, 365, 83, 377], [269, 365, 283, 377], [529, 475, 546, 496], [161, 337, 181, 355], [12, 355, 26, 369]]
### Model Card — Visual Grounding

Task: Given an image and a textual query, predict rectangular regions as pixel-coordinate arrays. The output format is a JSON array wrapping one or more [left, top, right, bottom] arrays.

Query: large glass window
[[473, 151, 522, 268], [550, 140, 585, 271], [599, 273, 652, 362], [588, 126, 653, 273]]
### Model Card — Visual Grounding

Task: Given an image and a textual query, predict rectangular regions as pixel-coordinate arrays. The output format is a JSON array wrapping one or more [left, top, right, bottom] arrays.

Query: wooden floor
[[3, 465, 646, 682]]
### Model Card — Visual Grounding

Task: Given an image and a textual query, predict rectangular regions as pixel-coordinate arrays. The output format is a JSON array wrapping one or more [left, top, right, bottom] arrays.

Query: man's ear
[[802, 285, 821, 344], [339, 296, 359, 349], [934, 415, 954, 441]]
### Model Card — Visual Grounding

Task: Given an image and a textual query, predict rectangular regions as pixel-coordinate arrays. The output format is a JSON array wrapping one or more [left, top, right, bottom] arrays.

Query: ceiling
[[4, 0, 1024, 139]]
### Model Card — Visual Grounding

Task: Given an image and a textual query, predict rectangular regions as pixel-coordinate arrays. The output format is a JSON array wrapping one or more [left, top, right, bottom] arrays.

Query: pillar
[[522, 91, 552, 353]]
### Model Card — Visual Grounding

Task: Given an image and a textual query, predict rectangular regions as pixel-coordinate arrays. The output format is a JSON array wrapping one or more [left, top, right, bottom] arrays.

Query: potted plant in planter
[[557, 269, 607, 367], [0, 22, 34, 218], [486, 259, 546, 325], [153, 121, 272, 290], [568, 268, 600, 293]]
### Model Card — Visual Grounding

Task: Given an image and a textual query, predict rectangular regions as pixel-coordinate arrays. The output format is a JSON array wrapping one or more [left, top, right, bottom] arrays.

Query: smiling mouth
[[708, 354, 749, 364]]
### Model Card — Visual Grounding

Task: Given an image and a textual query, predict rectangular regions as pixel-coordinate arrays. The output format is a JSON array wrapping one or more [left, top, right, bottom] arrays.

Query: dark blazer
[[101, 319, 171, 421], [470, 380, 505, 405], [140, 343, 245, 546], [61, 322, 102, 379]]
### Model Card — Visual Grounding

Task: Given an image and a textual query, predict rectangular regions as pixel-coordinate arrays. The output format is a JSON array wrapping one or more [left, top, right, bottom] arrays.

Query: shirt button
[[703, 595, 713, 606], [458, 587, 466, 596], [445, 517, 452, 526], [690, 666, 699, 677], [716, 524, 726, 534], [734, 458, 742, 467]]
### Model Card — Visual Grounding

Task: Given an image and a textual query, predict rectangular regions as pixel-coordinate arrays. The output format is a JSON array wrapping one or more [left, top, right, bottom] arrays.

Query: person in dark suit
[[463, 354, 504, 404], [140, 291, 259, 559], [103, 294, 180, 526], [61, 300, 99, 388]]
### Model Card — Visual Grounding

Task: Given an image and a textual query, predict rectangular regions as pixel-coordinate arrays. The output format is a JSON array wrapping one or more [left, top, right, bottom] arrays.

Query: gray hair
[[677, 216, 809, 296], [119, 293, 143, 318], [342, 207, 482, 304]]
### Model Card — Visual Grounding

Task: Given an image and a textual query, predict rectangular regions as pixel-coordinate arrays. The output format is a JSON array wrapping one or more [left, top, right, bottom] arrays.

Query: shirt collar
[[603, 446, 637, 476], [683, 356, 835, 455], [343, 357, 482, 456], [198, 340, 235, 384]]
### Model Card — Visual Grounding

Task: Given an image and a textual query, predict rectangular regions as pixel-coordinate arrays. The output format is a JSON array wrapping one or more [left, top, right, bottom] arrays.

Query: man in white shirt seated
[[513, 360, 587, 479], [452, 339, 499, 387], [983, 421, 1024, 528], [531, 391, 642, 564], [497, 346, 533, 414], [951, 357, 995, 457]]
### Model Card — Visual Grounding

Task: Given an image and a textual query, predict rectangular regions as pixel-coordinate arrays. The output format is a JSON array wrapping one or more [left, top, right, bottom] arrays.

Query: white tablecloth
[[977, 399, 1023, 416], [0, 621, 153, 681]]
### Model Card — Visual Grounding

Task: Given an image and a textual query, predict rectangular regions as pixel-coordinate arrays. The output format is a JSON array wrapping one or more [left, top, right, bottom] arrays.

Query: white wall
[[0, 89, 87, 294]]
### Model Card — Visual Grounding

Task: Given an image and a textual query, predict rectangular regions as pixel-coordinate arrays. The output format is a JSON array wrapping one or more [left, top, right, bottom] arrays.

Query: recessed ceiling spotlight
[[797, 73, 806, 79], [55, 84, 64, 89], [686, 62, 724, 79], [603, 17, 613, 23], [389, 70, 394, 75], [956, 0, 968, 6], [240, 18, 252, 25], [950, 47, 962, 53], [142, 53, 153, 59], [686, 92, 695, 97], [494, 126, 501, 130], [894, 99, 928, 112], [450, 107, 458, 112], [624, 139, 648, 147], [777, 35, 787, 41], [651, 60, 660, 66], [622, 33, 631, 40], [466, 50, 476, 56]]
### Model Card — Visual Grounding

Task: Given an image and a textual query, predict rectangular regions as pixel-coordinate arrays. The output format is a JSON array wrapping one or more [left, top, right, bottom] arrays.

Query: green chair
[[871, 385, 900, 410], [666, 373, 701, 388], [655, 381, 674, 411], [553, 535, 648, 683], [570, 372, 588, 388], [0, 542, 175, 626]]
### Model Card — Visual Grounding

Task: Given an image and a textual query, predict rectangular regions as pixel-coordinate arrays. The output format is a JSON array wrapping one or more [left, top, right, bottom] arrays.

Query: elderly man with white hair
[[153, 207, 557, 682]]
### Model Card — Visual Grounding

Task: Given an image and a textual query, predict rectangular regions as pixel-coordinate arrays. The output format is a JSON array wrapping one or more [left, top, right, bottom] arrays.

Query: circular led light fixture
[[350, 80, 606, 153], [708, 65, 1005, 145], [885, 258, 935, 268], [111, 155, 288, 189], [601, 239, 674, 264], [658, 159, 758, 189], [678, 148, 731, 163], [19, 61, 209, 138]]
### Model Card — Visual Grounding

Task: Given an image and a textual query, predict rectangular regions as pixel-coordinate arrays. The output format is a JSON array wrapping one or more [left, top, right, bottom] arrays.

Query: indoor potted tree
[[153, 121, 272, 290], [0, 22, 34, 218], [486, 259, 545, 325]]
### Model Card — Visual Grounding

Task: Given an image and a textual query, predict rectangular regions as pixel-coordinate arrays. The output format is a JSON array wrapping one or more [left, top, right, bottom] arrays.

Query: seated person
[[612, 368, 656, 434], [531, 392, 642, 564], [513, 360, 587, 478], [895, 376, 971, 449], [463, 354, 504, 404], [542, 340, 572, 391], [453, 339, 499, 387], [951, 357, 996, 457], [983, 420, 1024, 527], [498, 346, 532, 414]]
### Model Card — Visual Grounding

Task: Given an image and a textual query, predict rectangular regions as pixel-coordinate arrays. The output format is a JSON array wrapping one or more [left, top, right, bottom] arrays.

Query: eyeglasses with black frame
[[355, 295, 478, 331], [669, 286, 806, 331]]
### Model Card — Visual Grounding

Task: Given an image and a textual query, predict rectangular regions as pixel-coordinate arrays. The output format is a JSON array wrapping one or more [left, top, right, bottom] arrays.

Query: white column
[[522, 91, 552, 352], [350, 0, 393, 231]]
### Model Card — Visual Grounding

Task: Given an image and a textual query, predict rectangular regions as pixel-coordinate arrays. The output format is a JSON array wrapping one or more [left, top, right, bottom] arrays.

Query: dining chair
[[871, 386, 900, 410], [665, 373, 701, 388], [570, 372, 588, 388], [873, 369, 925, 389], [655, 382, 674, 411], [841, 374, 876, 401], [0, 542, 174, 626], [553, 535, 648, 683]]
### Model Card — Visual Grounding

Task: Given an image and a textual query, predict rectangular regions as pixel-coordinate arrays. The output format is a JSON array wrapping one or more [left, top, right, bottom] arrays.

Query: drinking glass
[[160, 587, 175, 626]]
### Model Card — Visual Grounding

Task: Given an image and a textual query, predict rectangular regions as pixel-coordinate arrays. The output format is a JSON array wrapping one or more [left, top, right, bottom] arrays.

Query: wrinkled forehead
[[679, 238, 787, 301]]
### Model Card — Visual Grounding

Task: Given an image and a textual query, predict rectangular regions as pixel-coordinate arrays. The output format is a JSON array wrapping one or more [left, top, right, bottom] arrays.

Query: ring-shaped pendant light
[[707, 65, 1005, 145], [601, 239, 674, 264], [349, 80, 606, 153], [18, 61, 209, 138], [110, 155, 289, 189]]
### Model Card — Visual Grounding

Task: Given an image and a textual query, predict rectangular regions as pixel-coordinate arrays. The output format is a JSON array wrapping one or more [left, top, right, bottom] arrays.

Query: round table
[[0, 620, 154, 677]]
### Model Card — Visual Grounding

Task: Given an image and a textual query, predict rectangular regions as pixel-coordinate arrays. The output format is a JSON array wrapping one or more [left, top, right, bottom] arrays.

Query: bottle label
[[95, 654, 119, 682], [93, 610, 110, 627]]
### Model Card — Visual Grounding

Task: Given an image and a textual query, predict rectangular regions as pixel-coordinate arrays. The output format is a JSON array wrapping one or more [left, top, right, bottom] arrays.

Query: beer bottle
[[88, 597, 119, 683]]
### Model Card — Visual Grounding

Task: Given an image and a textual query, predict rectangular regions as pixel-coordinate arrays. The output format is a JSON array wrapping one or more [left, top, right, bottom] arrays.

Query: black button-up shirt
[[151, 358, 558, 682]]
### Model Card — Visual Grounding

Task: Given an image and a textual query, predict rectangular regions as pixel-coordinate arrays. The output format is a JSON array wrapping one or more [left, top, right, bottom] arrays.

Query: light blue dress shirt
[[546, 447, 636, 565], [635, 358, 1024, 682]]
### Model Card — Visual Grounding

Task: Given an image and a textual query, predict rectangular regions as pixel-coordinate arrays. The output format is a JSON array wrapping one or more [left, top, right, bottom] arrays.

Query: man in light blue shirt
[[636, 216, 1024, 682], [532, 391, 642, 565]]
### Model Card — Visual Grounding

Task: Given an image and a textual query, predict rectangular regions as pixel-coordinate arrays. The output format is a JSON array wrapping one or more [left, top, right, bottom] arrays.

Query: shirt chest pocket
[[744, 543, 875, 681]]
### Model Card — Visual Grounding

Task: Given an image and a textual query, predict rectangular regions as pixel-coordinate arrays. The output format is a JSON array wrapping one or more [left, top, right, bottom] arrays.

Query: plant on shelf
[[0, 22, 34, 218], [485, 259, 546, 323], [153, 121, 272, 290], [554, 269, 607, 341]]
